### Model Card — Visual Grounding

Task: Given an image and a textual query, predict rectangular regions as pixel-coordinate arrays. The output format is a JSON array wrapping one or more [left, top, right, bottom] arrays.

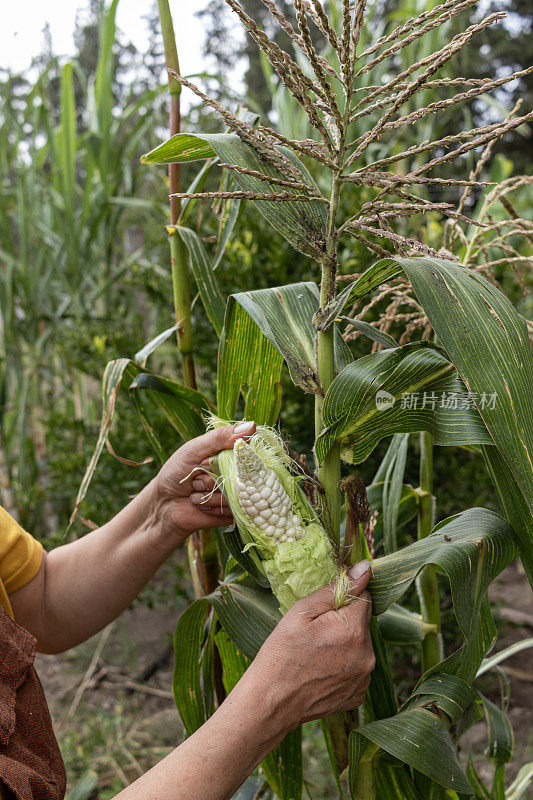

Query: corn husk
[[210, 416, 347, 613]]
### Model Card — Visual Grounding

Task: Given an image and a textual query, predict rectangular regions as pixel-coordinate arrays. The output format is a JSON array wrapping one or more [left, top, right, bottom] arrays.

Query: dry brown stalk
[[350, 11, 504, 117], [345, 220, 446, 258], [354, 202, 480, 227], [357, 0, 470, 61], [217, 162, 316, 192], [169, 72, 307, 185], [354, 0, 479, 78], [257, 125, 337, 167], [170, 190, 329, 202], [259, 0, 339, 78], [224, 0, 335, 147], [412, 110, 533, 176], [342, 171, 492, 188], [358, 110, 533, 173], [346, 12, 506, 166], [305, 0, 341, 52], [380, 66, 533, 134], [294, 0, 342, 123]]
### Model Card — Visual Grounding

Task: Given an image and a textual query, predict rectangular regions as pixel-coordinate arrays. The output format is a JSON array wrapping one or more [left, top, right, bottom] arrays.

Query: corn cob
[[210, 417, 349, 613]]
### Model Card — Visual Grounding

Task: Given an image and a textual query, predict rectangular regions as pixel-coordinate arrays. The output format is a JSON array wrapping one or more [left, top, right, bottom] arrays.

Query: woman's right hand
[[245, 559, 375, 730], [112, 560, 375, 800]]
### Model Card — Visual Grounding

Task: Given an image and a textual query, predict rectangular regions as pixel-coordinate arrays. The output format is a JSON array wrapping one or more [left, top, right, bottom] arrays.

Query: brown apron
[[0, 608, 66, 800]]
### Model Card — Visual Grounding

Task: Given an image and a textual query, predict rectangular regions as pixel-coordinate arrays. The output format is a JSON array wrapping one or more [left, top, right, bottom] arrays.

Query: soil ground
[[36, 560, 532, 799]]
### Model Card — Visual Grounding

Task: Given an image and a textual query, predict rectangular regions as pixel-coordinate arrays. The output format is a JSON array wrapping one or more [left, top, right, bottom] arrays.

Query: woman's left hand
[[153, 421, 256, 540]]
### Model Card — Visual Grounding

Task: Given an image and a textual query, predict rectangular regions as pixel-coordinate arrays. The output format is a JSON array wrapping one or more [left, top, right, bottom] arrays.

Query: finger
[[291, 583, 339, 620], [190, 491, 229, 509], [192, 476, 216, 492], [292, 560, 372, 622], [347, 561, 372, 598], [199, 511, 234, 525], [179, 422, 256, 464]]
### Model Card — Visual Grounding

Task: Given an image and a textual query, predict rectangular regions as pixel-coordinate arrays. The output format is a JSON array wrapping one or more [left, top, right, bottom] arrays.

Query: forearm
[[114, 669, 289, 800], [28, 479, 181, 652]]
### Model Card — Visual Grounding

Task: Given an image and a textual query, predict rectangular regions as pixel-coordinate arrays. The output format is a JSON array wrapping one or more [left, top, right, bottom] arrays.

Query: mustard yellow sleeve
[[0, 506, 44, 596]]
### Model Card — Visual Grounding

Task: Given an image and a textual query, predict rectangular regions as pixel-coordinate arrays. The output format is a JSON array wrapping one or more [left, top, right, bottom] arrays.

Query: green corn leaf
[[208, 579, 282, 660], [315, 342, 492, 464], [172, 598, 212, 736], [366, 617, 398, 722], [315, 259, 402, 330], [321, 256, 533, 583], [212, 172, 241, 271], [466, 756, 491, 800], [483, 447, 533, 589], [340, 316, 399, 349], [222, 526, 269, 586], [397, 258, 532, 513], [354, 709, 473, 794], [506, 762, 533, 800], [370, 507, 516, 619], [67, 358, 136, 532], [476, 637, 533, 677], [177, 226, 226, 337], [58, 63, 76, 217], [481, 694, 514, 766], [180, 158, 217, 222], [141, 132, 328, 260], [377, 603, 437, 645], [129, 380, 167, 464], [218, 297, 283, 426], [372, 434, 409, 484], [348, 733, 374, 799], [230, 282, 351, 393], [129, 372, 211, 440], [382, 433, 409, 553], [65, 771, 98, 800], [373, 763, 425, 800], [230, 777, 266, 800], [370, 507, 518, 682], [406, 674, 476, 723], [215, 628, 250, 693]]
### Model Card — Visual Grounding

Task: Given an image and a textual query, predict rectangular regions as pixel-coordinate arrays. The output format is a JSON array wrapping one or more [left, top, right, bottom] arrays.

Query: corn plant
[[75, 0, 533, 797]]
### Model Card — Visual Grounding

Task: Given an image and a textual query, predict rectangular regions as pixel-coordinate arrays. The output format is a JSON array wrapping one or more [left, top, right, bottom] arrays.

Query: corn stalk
[[156, 0, 220, 601]]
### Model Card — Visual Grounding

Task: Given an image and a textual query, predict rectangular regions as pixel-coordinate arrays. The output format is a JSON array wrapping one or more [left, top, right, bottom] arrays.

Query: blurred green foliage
[[0, 0, 530, 549]]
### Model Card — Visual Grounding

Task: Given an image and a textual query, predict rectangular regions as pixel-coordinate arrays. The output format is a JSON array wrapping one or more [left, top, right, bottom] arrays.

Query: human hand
[[154, 421, 256, 540], [246, 560, 374, 729]]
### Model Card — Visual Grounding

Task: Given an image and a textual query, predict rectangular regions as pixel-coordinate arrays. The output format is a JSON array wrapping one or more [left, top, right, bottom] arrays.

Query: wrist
[[143, 477, 188, 551], [236, 657, 297, 741]]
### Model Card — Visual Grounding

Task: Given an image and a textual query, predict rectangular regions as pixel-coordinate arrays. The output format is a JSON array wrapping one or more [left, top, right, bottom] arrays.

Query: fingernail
[[349, 560, 370, 580], [192, 479, 205, 491], [234, 420, 254, 434], [190, 493, 205, 505]]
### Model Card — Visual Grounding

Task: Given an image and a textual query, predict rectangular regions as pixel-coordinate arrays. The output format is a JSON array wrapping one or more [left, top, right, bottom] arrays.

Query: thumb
[[347, 559, 372, 597], [294, 560, 372, 620], [180, 421, 256, 463]]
